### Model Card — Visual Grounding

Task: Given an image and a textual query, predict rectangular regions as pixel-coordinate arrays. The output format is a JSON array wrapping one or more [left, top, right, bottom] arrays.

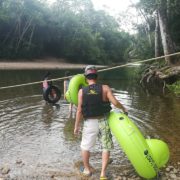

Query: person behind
[[42, 71, 58, 102], [64, 71, 73, 118], [74, 65, 128, 179], [42, 71, 52, 92]]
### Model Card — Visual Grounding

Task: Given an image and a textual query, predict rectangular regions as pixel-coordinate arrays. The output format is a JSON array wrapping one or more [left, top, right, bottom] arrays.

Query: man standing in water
[[74, 65, 128, 179]]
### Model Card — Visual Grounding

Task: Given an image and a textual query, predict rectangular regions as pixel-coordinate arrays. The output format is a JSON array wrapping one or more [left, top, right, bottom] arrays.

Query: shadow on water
[[41, 103, 60, 125], [0, 68, 179, 179], [63, 117, 77, 142]]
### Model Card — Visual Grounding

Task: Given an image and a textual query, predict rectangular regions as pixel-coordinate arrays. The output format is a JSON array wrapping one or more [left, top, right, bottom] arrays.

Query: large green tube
[[146, 139, 169, 168], [65, 74, 87, 106], [108, 111, 169, 179], [65, 90, 71, 103]]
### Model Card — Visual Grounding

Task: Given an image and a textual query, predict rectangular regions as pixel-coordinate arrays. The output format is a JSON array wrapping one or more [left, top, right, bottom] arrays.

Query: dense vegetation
[[0, 0, 131, 65], [0, 0, 179, 94], [132, 0, 180, 95], [0, 0, 180, 64]]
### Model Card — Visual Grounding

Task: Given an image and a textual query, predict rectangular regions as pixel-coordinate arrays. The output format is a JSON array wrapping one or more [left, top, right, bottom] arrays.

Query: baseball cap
[[84, 65, 97, 76]]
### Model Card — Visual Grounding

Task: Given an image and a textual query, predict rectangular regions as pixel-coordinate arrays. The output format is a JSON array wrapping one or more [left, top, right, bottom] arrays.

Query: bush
[[167, 81, 180, 96]]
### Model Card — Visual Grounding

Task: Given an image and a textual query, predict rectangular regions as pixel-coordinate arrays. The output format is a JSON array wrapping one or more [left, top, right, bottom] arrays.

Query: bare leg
[[81, 150, 91, 173], [68, 103, 73, 118], [100, 151, 110, 177]]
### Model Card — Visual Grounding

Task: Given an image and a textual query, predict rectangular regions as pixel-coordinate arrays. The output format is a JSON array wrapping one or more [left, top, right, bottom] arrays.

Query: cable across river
[[0, 51, 180, 90]]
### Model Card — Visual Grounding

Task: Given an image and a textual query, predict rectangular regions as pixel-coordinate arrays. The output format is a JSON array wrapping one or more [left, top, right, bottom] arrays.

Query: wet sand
[[0, 60, 105, 70], [0, 61, 86, 70], [0, 160, 179, 179]]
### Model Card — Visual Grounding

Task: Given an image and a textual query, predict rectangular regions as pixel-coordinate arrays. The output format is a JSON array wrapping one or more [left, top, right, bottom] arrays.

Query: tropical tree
[[0, 0, 132, 65], [136, 0, 179, 65]]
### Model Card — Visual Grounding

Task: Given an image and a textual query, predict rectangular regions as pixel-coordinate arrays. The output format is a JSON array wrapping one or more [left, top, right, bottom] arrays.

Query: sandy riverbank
[[0, 59, 106, 70], [0, 61, 86, 70]]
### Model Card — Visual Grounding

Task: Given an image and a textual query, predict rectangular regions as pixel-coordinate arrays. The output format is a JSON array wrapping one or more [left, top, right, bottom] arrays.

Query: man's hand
[[74, 126, 80, 136]]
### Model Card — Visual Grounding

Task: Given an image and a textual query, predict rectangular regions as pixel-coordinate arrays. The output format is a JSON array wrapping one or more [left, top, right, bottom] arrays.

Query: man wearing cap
[[74, 65, 128, 179]]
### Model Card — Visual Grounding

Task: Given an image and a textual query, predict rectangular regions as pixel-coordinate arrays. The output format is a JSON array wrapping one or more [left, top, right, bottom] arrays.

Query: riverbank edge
[[0, 60, 106, 70]]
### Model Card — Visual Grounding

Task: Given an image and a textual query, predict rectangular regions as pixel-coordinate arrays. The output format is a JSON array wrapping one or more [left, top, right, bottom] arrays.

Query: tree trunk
[[155, 10, 161, 57], [16, 18, 33, 52], [139, 8, 152, 47], [27, 24, 35, 50], [158, 0, 177, 65]]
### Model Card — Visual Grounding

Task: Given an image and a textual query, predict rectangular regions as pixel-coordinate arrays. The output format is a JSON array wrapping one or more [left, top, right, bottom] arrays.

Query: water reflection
[[0, 68, 179, 179], [63, 117, 76, 142], [41, 103, 60, 125]]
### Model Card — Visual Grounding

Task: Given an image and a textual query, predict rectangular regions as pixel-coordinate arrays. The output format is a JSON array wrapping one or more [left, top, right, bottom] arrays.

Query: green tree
[[0, 0, 132, 65], [135, 0, 179, 65]]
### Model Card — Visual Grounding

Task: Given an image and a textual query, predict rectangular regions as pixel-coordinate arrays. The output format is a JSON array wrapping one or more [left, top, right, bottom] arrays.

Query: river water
[[0, 68, 179, 180]]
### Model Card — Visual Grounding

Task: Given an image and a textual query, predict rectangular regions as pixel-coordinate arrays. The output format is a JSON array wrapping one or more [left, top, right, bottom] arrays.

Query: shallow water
[[0, 68, 179, 179]]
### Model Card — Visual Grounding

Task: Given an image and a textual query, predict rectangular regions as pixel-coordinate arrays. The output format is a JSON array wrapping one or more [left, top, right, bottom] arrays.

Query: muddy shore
[[0, 61, 86, 70], [0, 60, 105, 70], [0, 161, 180, 180]]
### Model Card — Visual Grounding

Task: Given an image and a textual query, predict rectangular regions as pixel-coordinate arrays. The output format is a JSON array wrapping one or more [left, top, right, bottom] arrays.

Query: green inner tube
[[108, 111, 169, 179], [65, 74, 87, 105]]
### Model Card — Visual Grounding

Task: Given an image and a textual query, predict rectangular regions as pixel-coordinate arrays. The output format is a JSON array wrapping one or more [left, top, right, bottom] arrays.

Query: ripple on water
[[0, 89, 179, 179]]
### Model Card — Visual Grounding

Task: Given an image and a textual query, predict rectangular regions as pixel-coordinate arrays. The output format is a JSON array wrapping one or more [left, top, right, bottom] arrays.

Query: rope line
[[0, 51, 180, 90], [0, 76, 71, 90], [98, 51, 180, 72]]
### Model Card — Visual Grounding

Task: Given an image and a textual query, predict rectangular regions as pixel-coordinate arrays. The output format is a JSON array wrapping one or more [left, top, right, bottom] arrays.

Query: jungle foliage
[[132, 0, 180, 64], [132, 0, 180, 95], [0, 0, 179, 72], [0, 0, 131, 65], [167, 81, 180, 96]]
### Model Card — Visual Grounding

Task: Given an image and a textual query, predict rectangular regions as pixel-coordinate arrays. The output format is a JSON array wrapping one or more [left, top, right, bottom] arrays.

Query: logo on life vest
[[88, 89, 98, 94]]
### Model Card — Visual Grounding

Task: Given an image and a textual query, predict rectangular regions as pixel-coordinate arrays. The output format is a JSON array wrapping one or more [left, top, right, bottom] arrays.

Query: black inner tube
[[43, 85, 61, 104]]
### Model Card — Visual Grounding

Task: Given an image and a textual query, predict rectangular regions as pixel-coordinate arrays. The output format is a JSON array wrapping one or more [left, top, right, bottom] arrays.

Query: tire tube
[[43, 85, 61, 104], [66, 74, 87, 105]]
